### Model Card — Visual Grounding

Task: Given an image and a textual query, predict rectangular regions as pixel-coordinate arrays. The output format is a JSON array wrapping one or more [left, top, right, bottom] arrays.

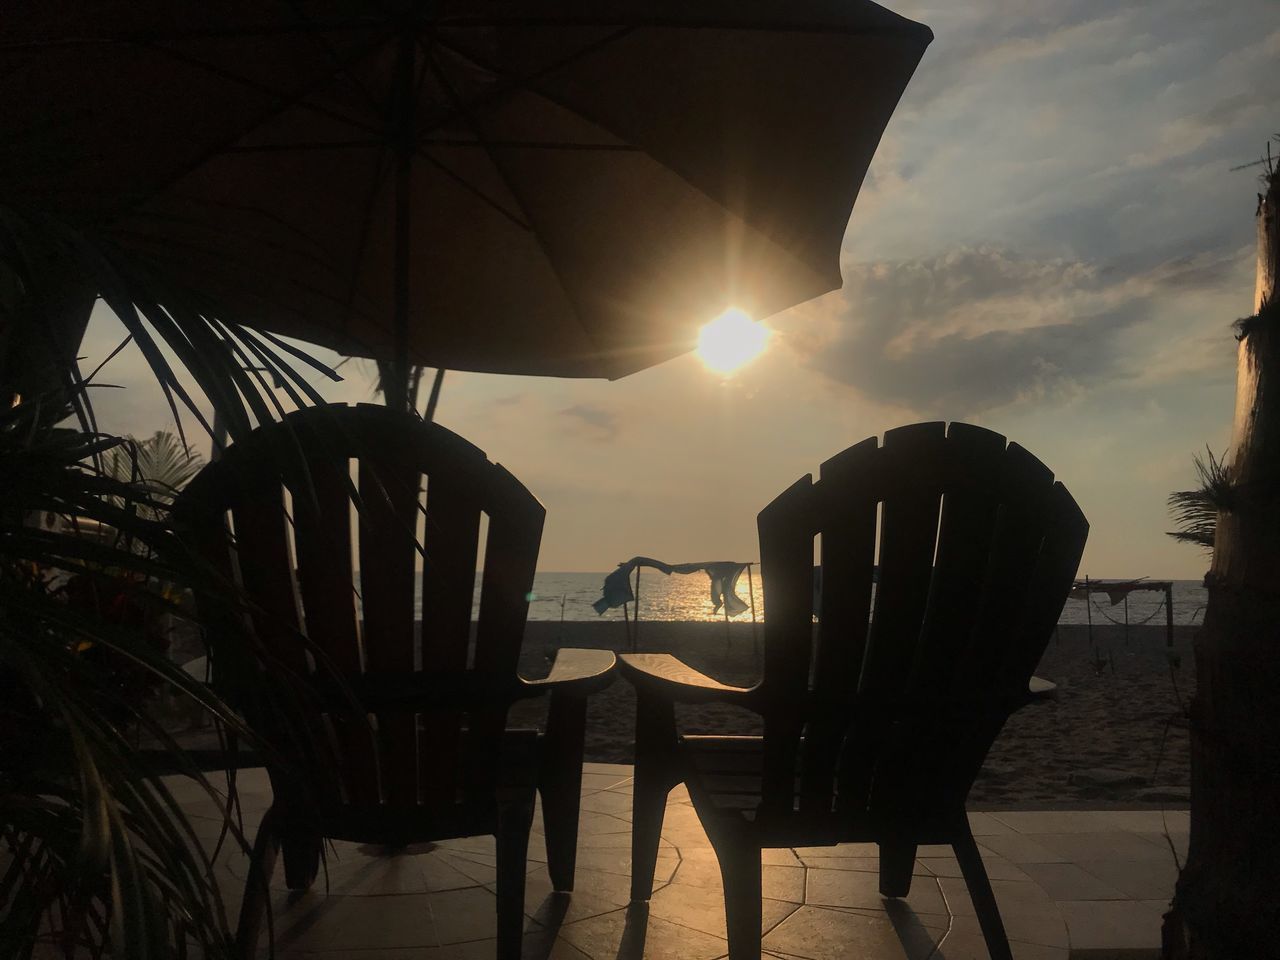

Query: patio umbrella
[[1, 1, 931, 402]]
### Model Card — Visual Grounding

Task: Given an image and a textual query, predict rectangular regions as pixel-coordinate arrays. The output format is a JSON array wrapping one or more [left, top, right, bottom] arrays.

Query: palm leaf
[[1167, 447, 1232, 549]]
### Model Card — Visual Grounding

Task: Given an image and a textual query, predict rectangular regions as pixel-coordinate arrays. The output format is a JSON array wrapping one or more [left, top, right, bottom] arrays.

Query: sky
[[78, 0, 1277, 578]]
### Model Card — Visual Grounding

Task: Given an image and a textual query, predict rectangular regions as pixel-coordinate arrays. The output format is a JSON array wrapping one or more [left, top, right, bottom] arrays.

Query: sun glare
[[695, 308, 771, 375]]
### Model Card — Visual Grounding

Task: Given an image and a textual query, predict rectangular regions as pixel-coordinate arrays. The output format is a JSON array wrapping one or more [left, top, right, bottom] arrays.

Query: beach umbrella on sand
[[1, 1, 932, 408]]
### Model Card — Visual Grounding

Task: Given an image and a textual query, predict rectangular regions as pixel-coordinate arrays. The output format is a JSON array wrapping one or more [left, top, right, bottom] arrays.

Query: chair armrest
[[521, 648, 617, 698], [618, 653, 757, 706]]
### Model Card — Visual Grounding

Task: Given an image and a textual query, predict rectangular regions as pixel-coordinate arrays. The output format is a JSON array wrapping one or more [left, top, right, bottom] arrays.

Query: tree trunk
[[1162, 169, 1280, 956]]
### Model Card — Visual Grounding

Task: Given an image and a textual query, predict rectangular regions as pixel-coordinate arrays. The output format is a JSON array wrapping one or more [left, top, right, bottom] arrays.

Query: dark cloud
[[801, 247, 1157, 417], [560, 404, 618, 442]]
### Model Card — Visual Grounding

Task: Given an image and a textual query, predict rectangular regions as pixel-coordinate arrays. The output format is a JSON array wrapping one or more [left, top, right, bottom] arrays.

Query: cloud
[[559, 403, 619, 442], [794, 246, 1242, 418]]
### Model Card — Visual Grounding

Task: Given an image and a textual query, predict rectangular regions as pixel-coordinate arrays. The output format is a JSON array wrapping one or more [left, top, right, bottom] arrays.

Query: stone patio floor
[[177, 764, 1186, 959]]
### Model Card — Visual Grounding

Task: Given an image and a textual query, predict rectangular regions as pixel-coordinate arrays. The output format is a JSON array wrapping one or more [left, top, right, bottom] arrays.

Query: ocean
[[441, 572, 1209, 627]]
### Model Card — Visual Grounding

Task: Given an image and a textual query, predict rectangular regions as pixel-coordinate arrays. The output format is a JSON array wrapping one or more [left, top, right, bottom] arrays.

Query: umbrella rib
[[418, 26, 637, 139], [284, 0, 388, 120], [422, 44, 603, 355], [146, 39, 388, 138], [435, 31, 799, 262], [411, 150, 531, 231], [0, 14, 928, 49], [104, 29, 395, 222], [420, 139, 640, 152]]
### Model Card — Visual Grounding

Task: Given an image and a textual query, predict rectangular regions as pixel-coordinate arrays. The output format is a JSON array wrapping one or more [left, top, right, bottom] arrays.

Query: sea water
[[428, 572, 1209, 626]]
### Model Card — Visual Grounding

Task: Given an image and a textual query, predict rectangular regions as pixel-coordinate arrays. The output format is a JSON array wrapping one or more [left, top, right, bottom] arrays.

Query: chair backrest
[[174, 403, 544, 813], [755, 422, 1087, 823]]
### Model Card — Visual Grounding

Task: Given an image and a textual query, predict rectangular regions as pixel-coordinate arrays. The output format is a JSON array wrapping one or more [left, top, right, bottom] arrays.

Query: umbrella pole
[[747, 563, 759, 660], [389, 30, 415, 414]]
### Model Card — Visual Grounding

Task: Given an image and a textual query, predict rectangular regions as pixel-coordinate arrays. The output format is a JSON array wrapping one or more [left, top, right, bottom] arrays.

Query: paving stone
[[426, 886, 512, 944], [1071, 859, 1178, 902], [918, 856, 1029, 882], [583, 762, 634, 777], [579, 789, 636, 816], [794, 842, 879, 861], [1023, 832, 1173, 863], [273, 893, 439, 952], [574, 846, 679, 883], [559, 905, 728, 960], [580, 771, 634, 793], [966, 811, 1019, 836], [192, 768, 1184, 960], [937, 877, 1056, 922], [648, 881, 798, 938], [991, 811, 1125, 835], [1098, 810, 1189, 833], [1058, 899, 1165, 953], [1018, 863, 1129, 901], [947, 913, 1070, 950], [417, 852, 488, 893], [931, 932, 1069, 959], [761, 847, 803, 867], [806, 868, 949, 917], [976, 834, 1069, 865], [763, 904, 945, 960], [1134, 830, 1188, 862]]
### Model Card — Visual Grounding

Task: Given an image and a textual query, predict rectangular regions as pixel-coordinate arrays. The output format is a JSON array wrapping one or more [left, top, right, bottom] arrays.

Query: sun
[[695, 308, 771, 375]]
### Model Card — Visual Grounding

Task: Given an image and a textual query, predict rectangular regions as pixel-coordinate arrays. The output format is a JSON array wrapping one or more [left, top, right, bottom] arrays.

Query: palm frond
[[1167, 446, 1232, 549]]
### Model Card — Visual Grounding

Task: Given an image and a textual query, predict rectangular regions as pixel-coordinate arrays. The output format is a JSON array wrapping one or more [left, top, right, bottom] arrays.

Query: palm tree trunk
[[1162, 168, 1280, 956]]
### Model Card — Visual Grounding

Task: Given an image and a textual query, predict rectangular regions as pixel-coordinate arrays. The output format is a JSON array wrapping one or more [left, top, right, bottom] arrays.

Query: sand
[[508, 621, 1193, 808]]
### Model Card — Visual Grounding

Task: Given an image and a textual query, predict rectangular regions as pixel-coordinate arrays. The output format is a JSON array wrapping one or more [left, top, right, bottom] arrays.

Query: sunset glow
[[695, 308, 771, 375]]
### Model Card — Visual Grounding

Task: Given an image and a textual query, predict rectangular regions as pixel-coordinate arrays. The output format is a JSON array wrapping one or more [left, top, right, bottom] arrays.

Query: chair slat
[[836, 425, 944, 815], [907, 423, 1006, 697], [800, 438, 878, 813], [860, 422, 946, 697], [418, 473, 482, 808], [468, 465, 543, 799], [358, 451, 421, 806], [955, 443, 1056, 697], [757, 475, 816, 815], [290, 457, 379, 808], [229, 479, 306, 675]]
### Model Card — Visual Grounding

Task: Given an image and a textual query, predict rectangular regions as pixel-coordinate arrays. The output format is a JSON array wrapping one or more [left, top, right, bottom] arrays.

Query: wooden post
[[632, 565, 642, 650], [747, 563, 759, 660], [1165, 583, 1175, 651], [1084, 575, 1093, 650], [1163, 164, 1280, 958]]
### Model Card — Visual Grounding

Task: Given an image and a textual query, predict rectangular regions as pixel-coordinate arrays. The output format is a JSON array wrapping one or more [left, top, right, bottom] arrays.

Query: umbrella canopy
[[1, 1, 931, 381]]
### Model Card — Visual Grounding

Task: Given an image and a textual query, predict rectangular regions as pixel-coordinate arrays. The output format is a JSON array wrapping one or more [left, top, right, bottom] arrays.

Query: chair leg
[[714, 838, 763, 960], [236, 806, 281, 960], [496, 795, 535, 960], [631, 695, 677, 902], [878, 840, 918, 898], [539, 692, 587, 892], [953, 830, 1013, 960], [280, 829, 321, 891]]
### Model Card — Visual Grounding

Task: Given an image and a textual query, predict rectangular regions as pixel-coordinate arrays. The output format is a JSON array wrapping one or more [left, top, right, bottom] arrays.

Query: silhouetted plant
[[0, 207, 331, 958], [1166, 447, 1233, 550]]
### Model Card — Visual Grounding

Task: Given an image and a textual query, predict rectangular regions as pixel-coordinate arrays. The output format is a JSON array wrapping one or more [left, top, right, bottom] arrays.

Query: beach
[[509, 621, 1193, 808]]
